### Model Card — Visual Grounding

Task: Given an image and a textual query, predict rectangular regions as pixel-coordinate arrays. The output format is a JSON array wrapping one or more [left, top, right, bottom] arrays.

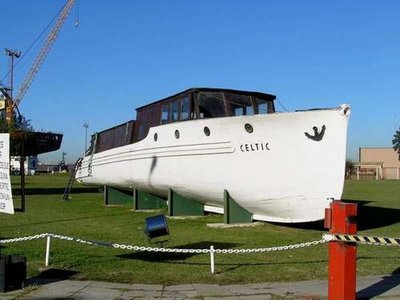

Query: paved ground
[[1, 274, 400, 299]]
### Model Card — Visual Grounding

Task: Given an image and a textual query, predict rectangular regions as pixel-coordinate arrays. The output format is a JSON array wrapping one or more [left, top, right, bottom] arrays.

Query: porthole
[[204, 126, 210, 136], [154, 133, 158, 142], [245, 123, 254, 133], [175, 130, 180, 139]]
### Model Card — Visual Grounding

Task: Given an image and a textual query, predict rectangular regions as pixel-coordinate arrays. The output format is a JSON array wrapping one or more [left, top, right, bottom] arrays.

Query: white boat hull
[[76, 105, 350, 223]]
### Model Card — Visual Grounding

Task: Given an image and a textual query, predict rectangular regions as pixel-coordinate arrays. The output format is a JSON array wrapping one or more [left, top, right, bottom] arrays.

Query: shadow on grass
[[117, 241, 239, 262], [212, 259, 328, 274], [118, 257, 327, 275], [27, 268, 79, 286], [12, 187, 101, 196], [275, 220, 325, 231], [274, 199, 400, 232], [343, 199, 400, 231]]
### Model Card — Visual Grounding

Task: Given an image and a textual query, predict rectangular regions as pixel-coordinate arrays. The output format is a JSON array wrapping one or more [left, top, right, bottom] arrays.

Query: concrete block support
[[224, 190, 252, 224], [168, 189, 204, 216]]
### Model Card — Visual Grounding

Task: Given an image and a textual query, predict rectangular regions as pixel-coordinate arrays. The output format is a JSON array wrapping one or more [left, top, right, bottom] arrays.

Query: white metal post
[[210, 245, 215, 274], [356, 166, 360, 180], [45, 235, 51, 266]]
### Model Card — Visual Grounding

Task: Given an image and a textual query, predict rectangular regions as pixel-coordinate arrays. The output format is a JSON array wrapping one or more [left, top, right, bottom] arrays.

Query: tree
[[0, 112, 34, 155], [345, 159, 355, 179], [393, 127, 400, 160]]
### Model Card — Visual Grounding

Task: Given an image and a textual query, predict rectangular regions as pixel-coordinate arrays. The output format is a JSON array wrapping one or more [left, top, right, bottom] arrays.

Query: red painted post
[[326, 200, 358, 300]]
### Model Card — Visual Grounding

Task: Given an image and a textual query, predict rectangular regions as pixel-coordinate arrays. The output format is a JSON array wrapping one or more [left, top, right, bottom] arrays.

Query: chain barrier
[[112, 239, 326, 254], [4, 232, 397, 275], [0, 233, 325, 254], [0, 233, 48, 244], [4, 233, 399, 253]]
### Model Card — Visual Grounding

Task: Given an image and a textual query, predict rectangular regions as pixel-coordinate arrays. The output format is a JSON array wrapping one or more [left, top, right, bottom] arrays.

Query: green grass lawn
[[1, 174, 400, 284]]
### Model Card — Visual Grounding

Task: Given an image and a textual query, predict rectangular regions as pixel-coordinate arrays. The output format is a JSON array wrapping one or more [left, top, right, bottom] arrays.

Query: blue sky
[[1, 0, 399, 163]]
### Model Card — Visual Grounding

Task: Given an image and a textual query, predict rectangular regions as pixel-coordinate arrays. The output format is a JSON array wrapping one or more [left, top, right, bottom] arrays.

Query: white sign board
[[0, 133, 13, 214]]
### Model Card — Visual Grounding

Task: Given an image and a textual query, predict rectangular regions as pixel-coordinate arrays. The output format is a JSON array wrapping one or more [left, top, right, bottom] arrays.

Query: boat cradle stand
[[103, 186, 166, 210], [223, 190, 253, 224], [104, 186, 253, 224], [167, 189, 204, 217], [166, 189, 253, 224]]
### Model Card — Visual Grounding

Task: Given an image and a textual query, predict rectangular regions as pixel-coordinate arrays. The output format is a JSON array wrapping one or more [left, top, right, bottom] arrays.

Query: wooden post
[[326, 200, 358, 300]]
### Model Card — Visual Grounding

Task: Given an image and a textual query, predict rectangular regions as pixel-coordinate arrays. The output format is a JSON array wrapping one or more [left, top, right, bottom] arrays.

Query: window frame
[[160, 103, 170, 124], [160, 95, 193, 124], [180, 97, 191, 121], [170, 100, 180, 123]]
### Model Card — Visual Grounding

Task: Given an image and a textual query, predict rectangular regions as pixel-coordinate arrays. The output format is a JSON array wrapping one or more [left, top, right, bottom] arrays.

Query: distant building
[[36, 163, 72, 173], [36, 163, 58, 174], [356, 147, 400, 180], [10, 156, 38, 175]]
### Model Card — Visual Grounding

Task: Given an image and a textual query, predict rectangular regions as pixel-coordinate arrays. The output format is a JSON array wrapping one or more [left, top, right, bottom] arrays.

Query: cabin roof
[[96, 120, 135, 135], [136, 87, 276, 111]]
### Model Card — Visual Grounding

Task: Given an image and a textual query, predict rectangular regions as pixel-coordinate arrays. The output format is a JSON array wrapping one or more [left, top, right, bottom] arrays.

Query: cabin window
[[180, 97, 190, 120], [228, 94, 254, 116], [171, 101, 179, 122], [258, 102, 267, 114], [138, 124, 148, 140], [198, 93, 225, 118], [254, 97, 267, 114], [254, 97, 275, 114], [161, 104, 169, 124]]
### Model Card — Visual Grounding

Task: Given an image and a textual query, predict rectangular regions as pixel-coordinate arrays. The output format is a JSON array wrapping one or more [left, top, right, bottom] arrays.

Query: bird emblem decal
[[305, 125, 326, 141]]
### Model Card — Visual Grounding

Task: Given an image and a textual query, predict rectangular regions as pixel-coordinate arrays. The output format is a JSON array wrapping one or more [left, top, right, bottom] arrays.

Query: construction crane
[[1, 0, 76, 124]]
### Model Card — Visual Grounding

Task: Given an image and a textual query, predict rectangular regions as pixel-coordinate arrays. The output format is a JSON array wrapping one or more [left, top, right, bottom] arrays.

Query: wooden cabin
[[89, 88, 276, 154]]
